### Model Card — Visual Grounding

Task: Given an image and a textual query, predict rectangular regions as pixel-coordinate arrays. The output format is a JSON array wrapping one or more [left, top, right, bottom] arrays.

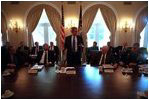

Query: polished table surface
[[1, 65, 148, 99]]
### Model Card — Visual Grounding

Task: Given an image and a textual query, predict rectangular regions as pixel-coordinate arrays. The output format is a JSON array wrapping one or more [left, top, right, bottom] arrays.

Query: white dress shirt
[[39, 51, 48, 64], [99, 53, 107, 65], [71, 36, 77, 52]]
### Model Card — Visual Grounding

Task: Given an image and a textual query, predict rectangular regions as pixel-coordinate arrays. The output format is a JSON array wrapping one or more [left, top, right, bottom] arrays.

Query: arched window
[[87, 8, 110, 49], [32, 9, 56, 46], [140, 23, 148, 49]]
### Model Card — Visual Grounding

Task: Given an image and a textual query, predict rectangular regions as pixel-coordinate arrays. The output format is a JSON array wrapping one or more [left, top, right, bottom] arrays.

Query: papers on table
[[137, 91, 148, 98], [2, 69, 15, 77], [129, 63, 137, 66], [104, 69, 114, 73], [31, 65, 44, 70], [99, 64, 115, 73], [121, 68, 133, 73], [66, 70, 76, 74], [103, 64, 115, 69], [2, 90, 14, 99], [138, 64, 148, 68], [138, 64, 148, 75], [28, 69, 38, 74], [29, 54, 37, 57], [28, 64, 44, 74], [55, 67, 76, 75]]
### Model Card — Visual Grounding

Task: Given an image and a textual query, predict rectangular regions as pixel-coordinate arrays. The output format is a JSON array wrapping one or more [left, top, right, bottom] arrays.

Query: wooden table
[[1, 65, 148, 99]]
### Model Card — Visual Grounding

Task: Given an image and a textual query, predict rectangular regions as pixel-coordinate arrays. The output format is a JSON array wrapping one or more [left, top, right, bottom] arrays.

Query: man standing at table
[[64, 27, 84, 67]]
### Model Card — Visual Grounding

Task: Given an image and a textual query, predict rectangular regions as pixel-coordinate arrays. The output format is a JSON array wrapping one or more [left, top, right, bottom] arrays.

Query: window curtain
[[135, 7, 148, 43], [82, 6, 98, 36], [82, 4, 117, 62], [1, 12, 7, 44], [45, 5, 61, 47], [82, 5, 98, 63], [26, 4, 44, 48], [82, 4, 117, 47], [100, 5, 117, 46]]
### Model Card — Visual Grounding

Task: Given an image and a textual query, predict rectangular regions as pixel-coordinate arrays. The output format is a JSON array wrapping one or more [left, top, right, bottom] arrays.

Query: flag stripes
[[60, 4, 65, 50]]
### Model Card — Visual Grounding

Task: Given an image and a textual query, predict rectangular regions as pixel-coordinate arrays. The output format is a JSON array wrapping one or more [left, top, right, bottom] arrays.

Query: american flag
[[60, 4, 65, 50]]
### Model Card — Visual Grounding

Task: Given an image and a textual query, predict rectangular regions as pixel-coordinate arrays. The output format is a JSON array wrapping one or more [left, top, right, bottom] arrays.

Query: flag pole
[[60, 3, 65, 66]]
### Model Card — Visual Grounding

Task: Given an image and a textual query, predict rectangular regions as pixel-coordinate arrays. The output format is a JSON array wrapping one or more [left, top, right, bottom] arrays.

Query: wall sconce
[[65, 17, 78, 29], [65, 20, 75, 29], [9, 19, 22, 33], [122, 21, 129, 33], [121, 18, 134, 33]]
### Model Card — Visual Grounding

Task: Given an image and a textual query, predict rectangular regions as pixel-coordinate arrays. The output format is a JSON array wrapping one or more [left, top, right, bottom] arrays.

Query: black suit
[[64, 35, 84, 67], [49, 46, 59, 64], [99, 50, 114, 65], [31, 46, 43, 55], [6, 53, 18, 68], [1, 46, 9, 71], [36, 50, 51, 65], [16, 45, 30, 65]]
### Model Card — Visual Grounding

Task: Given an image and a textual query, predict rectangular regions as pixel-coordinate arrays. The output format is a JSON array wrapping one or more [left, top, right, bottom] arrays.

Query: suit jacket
[[6, 53, 18, 66], [49, 46, 59, 63], [31, 46, 43, 55], [90, 46, 99, 51], [99, 50, 114, 65], [64, 35, 84, 54], [64, 35, 84, 66], [36, 50, 51, 64]]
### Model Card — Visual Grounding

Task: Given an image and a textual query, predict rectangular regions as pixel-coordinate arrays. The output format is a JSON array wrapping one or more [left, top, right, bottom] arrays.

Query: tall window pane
[[32, 9, 56, 46], [87, 9, 111, 49], [140, 23, 148, 49]]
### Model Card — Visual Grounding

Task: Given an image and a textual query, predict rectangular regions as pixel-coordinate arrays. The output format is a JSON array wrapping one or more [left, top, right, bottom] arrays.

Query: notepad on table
[[28, 69, 38, 74], [66, 70, 76, 74]]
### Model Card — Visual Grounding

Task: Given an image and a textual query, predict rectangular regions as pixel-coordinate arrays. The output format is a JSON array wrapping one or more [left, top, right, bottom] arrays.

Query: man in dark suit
[[1, 42, 10, 71], [31, 42, 43, 55], [36, 43, 51, 66], [6, 46, 18, 69], [16, 41, 30, 66], [88, 41, 99, 65], [90, 41, 99, 51], [99, 46, 115, 66], [107, 42, 113, 53], [64, 27, 84, 67], [49, 42, 59, 65]]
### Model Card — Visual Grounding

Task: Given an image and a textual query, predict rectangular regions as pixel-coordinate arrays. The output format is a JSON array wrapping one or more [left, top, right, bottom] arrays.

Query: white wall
[[1, 1, 148, 47]]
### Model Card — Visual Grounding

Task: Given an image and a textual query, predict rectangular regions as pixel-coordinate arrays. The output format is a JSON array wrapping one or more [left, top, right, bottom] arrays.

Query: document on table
[[28, 69, 38, 74], [104, 69, 114, 73], [31, 65, 44, 70], [103, 64, 114, 69], [66, 70, 76, 74]]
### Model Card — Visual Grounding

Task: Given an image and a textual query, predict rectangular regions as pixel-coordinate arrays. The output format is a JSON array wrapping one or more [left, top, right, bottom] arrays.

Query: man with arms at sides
[[49, 42, 59, 66], [64, 27, 84, 67], [36, 43, 51, 66]]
